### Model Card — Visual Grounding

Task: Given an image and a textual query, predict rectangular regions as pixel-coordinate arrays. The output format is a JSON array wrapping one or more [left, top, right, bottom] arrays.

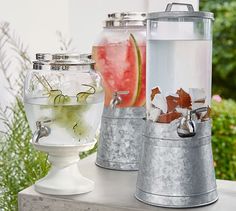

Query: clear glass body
[[92, 26, 146, 108], [147, 17, 213, 123], [24, 66, 104, 145]]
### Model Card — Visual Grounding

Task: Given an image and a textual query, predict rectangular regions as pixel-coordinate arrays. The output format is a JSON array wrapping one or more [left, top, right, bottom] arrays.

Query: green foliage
[[211, 98, 236, 180], [200, 1, 236, 99], [0, 98, 50, 211], [80, 143, 98, 159]]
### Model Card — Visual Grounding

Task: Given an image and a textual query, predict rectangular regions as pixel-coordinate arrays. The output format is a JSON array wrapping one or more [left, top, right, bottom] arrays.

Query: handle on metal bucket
[[165, 2, 194, 12], [109, 91, 129, 109]]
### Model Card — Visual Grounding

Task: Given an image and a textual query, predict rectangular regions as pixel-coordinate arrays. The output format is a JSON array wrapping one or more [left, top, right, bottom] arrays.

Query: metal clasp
[[32, 121, 51, 143], [109, 91, 129, 109], [177, 107, 208, 138], [165, 2, 194, 12]]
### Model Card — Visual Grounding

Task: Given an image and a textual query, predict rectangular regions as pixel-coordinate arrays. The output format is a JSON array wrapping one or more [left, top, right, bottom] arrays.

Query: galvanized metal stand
[[135, 120, 218, 208], [96, 107, 145, 170]]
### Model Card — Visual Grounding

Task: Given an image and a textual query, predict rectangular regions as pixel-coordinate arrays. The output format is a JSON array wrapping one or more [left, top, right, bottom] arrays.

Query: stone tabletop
[[18, 153, 236, 211]]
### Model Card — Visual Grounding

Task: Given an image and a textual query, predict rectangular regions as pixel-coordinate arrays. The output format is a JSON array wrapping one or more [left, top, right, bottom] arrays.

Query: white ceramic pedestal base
[[31, 139, 96, 195]]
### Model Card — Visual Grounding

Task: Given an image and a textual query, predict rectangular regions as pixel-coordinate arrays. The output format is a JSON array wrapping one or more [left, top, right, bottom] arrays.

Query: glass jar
[[24, 53, 104, 145], [146, 3, 214, 129], [92, 12, 146, 108]]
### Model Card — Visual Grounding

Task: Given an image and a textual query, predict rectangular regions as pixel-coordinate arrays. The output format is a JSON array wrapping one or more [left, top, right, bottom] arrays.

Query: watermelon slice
[[92, 34, 146, 107], [131, 35, 146, 107]]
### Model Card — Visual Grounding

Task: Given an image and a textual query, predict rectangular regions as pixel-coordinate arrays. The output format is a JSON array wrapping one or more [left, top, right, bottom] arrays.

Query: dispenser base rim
[[96, 158, 139, 171], [34, 174, 94, 196], [135, 188, 218, 208]]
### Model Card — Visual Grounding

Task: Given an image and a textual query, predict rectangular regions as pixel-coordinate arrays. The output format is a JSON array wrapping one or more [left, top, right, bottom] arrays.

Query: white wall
[[68, 0, 149, 53], [0, 0, 70, 58]]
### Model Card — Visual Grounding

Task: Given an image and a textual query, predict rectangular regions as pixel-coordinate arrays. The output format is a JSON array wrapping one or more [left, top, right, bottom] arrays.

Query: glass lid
[[105, 12, 146, 27]]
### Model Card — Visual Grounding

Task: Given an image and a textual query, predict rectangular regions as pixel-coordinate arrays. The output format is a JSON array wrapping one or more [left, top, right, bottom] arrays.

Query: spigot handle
[[110, 91, 129, 109], [190, 107, 208, 116], [113, 91, 129, 96], [177, 107, 208, 138], [32, 121, 51, 144]]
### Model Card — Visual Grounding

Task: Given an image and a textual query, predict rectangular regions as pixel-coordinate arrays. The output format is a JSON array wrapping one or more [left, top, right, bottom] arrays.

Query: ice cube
[[148, 106, 161, 122], [191, 102, 206, 110], [201, 106, 211, 121], [152, 94, 167, 113], [176, 107, 189, 116], [189, 88, 206, 103]]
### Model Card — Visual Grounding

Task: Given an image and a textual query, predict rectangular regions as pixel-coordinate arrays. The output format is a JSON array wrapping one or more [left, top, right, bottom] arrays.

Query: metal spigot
[[177, 107, 208, 138], [32, 121, 51, 143], [110, 91, 129, 109]]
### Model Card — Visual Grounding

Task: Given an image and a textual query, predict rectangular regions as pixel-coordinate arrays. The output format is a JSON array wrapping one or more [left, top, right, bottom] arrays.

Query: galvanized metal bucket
[[135, 119, 218, 208], [96, 107, 145, 170]]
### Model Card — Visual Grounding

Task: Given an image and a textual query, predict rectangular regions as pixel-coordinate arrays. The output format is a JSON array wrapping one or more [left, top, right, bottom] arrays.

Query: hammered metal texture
[[135, 119, 218, 208], [96, 107, 145, 170]]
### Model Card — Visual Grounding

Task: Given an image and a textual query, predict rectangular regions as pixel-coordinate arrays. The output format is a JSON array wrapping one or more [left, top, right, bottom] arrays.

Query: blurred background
[[0, 0, 236, 210]]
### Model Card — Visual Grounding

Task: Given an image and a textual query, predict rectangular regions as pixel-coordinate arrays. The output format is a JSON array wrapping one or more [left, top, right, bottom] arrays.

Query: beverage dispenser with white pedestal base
[[24, 53, 104, 195]]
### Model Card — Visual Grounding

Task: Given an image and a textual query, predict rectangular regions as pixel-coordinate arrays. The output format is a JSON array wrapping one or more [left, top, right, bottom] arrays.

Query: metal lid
[[52, 53, 91, 61], [105, 12, 146, 27], [36, 53, 52, 61], [33, 53, 95, 70], [147, 3, 214, 20]]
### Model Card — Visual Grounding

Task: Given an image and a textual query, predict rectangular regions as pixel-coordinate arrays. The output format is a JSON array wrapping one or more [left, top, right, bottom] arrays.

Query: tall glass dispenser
[[135, 3, 218, 208], [146, 3, 213, 123], [93, 12, 146, 170]]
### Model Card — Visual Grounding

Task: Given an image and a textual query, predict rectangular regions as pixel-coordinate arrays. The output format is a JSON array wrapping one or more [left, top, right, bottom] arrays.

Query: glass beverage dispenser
[[146, 3, 213, 123], [135, 3, 218, 208], [93, 12, 146, 170], [24, 53, 104, 195]]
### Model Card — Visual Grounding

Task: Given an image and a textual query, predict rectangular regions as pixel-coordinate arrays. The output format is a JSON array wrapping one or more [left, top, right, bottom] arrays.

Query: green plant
[[200, 1, 236, 99], [80, 143, 98, 159], [211, 98, 236, 180], [0, 22, 50, 211], [0, 98, 50, 211]]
